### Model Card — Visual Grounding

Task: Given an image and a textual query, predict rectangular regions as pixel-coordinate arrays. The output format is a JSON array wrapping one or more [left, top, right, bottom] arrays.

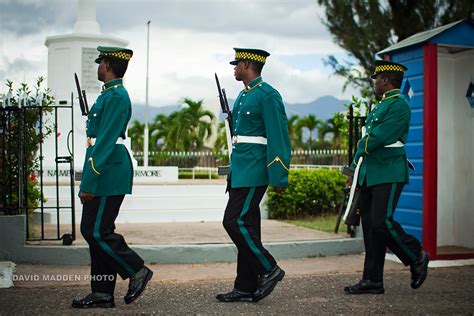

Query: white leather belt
[[232, 135, 267, 145], [87, 137, 124, 147], [385, 140, 404, 147]]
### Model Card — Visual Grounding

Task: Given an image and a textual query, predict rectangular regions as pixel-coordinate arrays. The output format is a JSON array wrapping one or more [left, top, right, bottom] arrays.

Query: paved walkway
[[30, 220, 349, 245], [2, 255, 473, 314]]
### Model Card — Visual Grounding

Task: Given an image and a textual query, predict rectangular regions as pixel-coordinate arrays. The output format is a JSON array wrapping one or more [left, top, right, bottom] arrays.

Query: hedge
[[266, 169, 345, 219], [178, 171, 220, 179]]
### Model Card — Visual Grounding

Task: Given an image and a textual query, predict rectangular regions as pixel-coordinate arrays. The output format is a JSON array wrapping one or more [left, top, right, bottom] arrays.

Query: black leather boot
[[253, 265, 285, 302], [344, 279, 385, 294], [216, 289, 254, 302], [124, 266, 153, 304], [71, 293, 115, 308], [410, 251, 430, 289]]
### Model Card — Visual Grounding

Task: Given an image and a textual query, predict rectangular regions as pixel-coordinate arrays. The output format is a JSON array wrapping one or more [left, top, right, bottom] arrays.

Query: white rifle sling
[[224, 119, 233, 158], [343, 156, 363, 222]]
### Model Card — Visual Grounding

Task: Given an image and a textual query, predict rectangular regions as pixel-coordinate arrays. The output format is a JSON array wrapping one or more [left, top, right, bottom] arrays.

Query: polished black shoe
[[252, 265, 285, 302], [411, 251, 430, 289], [124, 266, 154, 304], [71, 293, 115, 309], [216, 289, 254, 302], [344, 279, 385, 294]]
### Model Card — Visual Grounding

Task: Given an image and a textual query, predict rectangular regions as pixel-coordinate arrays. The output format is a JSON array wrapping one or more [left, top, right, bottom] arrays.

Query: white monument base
[[38, 183, 230, 224]]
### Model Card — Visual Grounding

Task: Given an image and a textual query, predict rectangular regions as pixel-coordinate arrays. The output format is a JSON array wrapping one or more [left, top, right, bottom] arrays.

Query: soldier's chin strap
[[343, 156, 363, 222]]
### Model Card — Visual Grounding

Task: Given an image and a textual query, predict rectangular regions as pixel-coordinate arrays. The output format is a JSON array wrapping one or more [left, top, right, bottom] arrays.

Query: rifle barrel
[[215, 73, 226, 112], [82, 90, 89, 114], [222, 89, 230, 113], [74, 73, 87, 116]]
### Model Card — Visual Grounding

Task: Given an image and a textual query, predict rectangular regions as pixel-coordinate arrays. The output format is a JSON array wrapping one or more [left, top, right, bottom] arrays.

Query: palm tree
[[287, 114, 301, 149], [149, 114, 169, 151], [182, 98, 215, 151], [213, 121, 228, 152], [165, 110, 191, 151], [317, 116, 346, 149], [164, 98, 215, 151], [127, 120, 144, 152], [296, 114, 320, 150], [317, 120, 332, 142], [331, 112, 347, 149], [129, 98, 215, 153]]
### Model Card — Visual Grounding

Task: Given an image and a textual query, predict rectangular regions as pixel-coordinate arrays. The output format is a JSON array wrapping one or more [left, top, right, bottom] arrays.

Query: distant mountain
[[131, 95, 349, 123], [131, 104, 182, 122], [284, 96, 349, 121], [222, 96, 349, 121]]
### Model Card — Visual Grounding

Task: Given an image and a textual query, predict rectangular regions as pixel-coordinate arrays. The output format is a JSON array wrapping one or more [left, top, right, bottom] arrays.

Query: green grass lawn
[[282, 213, 340, 233]]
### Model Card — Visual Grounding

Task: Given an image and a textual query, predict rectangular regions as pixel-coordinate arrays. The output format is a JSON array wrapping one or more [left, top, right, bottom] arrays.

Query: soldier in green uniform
[[344, 60, 429, 295], [72, 46, 153, 309], [216, 48, 291, 303]]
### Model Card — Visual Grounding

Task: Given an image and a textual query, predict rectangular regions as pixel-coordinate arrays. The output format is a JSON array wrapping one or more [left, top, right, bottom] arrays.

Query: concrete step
[[37, 183, 261, 224], [3, 215, 364, 265]]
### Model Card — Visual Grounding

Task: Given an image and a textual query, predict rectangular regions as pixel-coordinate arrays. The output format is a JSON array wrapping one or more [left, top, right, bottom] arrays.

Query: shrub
[[266, 169, 345, 219], [1, 77, 53, 215]]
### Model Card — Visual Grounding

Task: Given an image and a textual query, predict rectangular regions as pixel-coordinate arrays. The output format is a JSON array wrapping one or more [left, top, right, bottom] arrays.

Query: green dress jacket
[[353, 89, 411, 186], [230, 76, 291, 188], [79, 78, 133, 196]]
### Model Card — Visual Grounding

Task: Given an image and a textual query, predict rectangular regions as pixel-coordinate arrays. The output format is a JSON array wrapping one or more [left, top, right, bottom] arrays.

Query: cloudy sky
[[0, 0, 358, 108]]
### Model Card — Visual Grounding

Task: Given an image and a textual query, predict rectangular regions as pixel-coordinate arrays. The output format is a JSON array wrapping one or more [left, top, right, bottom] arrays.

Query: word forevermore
[[42, 166, 178, 183]]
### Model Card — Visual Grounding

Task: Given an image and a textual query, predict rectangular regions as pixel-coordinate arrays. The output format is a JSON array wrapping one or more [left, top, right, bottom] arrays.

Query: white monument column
[[74, 0, 101, 34], [44, 0, 136, 171]]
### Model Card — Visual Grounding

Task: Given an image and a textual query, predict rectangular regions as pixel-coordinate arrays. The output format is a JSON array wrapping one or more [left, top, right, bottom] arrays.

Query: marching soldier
[[344, 60, 429, 295], [216, 48, 291, 303], [72, 46, 153, 308]]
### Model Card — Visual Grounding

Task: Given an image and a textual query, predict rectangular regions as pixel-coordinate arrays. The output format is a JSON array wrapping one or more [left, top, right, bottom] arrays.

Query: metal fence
[[132, 149, 348, 169], [0, 98, 76, 244], [133, 151, 229, 168], [290, 149, 347, 166]]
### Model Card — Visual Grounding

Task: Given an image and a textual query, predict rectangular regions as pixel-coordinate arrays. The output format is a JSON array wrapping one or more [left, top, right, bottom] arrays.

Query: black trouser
[[359, 182, 422, 282], [81, 195, 144, 294], [223, 185, 277, 293]]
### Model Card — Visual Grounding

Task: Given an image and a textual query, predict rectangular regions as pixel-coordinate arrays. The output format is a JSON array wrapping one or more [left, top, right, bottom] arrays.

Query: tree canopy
[[317, 0, 474, 96], [128, 98, 215, 153]]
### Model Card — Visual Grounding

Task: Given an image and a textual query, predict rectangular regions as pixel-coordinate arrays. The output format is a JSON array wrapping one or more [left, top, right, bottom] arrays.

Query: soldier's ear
[[102, 59, 110, 71]]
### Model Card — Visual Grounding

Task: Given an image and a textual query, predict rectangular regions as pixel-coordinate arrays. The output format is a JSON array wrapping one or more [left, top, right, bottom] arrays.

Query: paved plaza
[[1, 255, 473, 314], [32, 219, 348, 245]]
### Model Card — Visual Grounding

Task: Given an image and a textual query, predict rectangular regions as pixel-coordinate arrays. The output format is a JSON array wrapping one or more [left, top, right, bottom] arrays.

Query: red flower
[[29, 172, 36, 182]]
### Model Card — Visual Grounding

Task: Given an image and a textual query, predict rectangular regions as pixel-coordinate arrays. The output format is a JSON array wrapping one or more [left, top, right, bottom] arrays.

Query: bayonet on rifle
[[74, 73, 89, 116]]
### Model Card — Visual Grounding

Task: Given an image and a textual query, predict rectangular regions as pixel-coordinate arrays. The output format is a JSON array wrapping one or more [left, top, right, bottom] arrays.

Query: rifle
[[74, 73, 89, 116], [215, 73, 233, 157], [334, 165, 359, 237]]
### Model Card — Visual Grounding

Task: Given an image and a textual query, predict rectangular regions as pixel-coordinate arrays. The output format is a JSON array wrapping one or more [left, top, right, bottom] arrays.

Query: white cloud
[[0, 0, 359, 107], [0, 31, 49, 85], [118, 24, 356, 106]]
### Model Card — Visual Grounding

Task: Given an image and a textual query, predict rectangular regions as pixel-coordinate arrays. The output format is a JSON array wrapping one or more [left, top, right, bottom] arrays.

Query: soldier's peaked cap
[[230, 48, 270, 65], [95, 46, 133, 64], [371, 60, 407, 79]]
